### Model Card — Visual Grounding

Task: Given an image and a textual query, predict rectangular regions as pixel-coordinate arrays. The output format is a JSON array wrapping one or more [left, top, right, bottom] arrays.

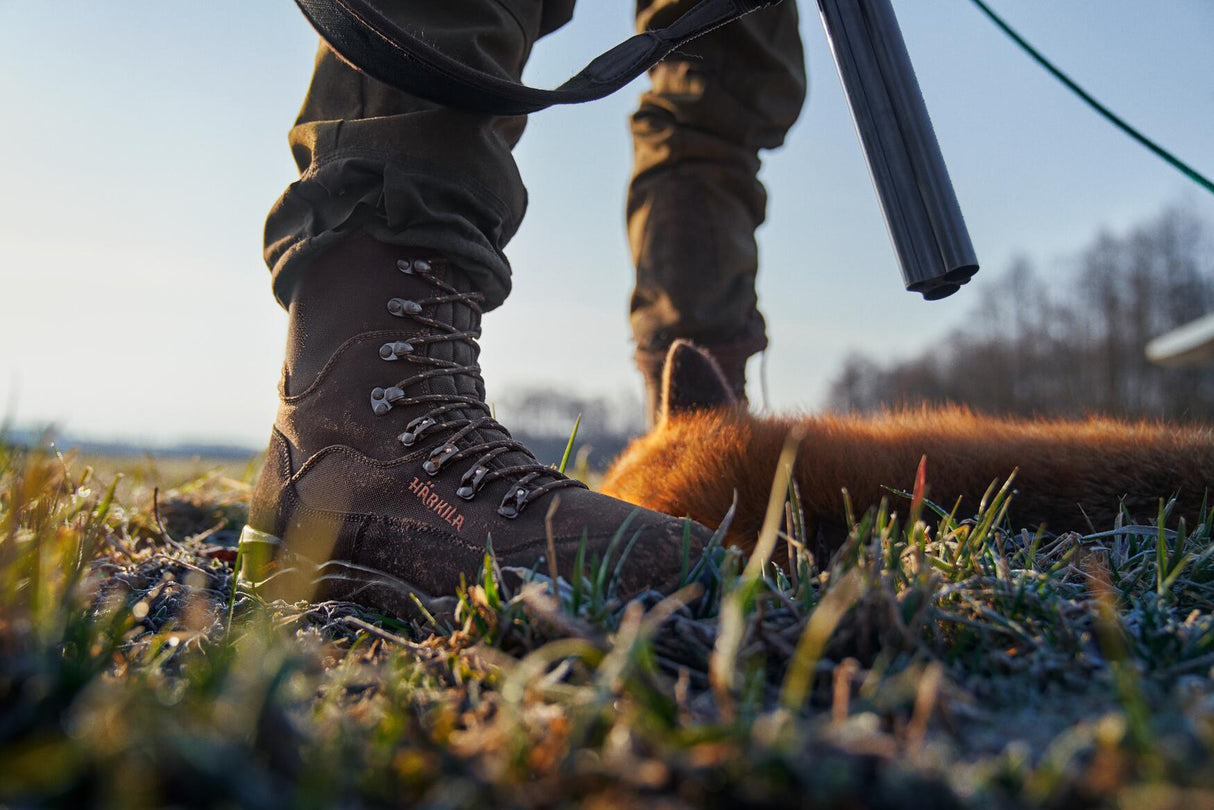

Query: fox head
[[600, 341, 778, 551], [602, 341, 847, 556]]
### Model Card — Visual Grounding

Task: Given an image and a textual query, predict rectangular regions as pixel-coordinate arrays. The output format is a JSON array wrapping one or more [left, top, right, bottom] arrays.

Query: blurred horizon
[[2, 1, 1213, 447]]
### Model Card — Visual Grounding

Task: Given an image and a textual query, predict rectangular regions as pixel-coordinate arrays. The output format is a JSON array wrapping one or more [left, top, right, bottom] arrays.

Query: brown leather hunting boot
[[241, 233, 706, 619]]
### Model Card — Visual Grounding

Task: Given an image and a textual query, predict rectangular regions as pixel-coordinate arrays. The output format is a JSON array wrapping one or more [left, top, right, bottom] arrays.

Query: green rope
[[968, 0, 1214, 196]]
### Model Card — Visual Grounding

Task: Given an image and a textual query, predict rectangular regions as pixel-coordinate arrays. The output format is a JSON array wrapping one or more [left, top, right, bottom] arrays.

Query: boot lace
[[369, 257, 586, 518]]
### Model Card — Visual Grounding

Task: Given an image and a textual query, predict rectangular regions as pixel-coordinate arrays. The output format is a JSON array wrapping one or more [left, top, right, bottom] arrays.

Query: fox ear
[[659, 339, 737, 423]]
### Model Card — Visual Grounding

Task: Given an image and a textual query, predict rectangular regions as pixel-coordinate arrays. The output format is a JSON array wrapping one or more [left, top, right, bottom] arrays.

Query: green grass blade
[[557, 412, 582, 474], [225, 543, 243, 644], [594, 510, 638, 602], [571, 530, 588, 614], [709, 431, 800, 715], [780, 569, 862, 710]]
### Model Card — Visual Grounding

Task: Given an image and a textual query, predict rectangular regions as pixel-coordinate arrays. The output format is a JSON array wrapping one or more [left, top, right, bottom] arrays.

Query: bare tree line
[[828, 205, 1214, 421]]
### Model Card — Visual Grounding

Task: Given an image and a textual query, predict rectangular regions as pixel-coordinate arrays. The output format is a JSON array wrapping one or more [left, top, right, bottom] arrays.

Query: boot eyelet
[[456, 465, 490, 500], [497, 486, 529, 519], [379, 341, 413, 361], [387, 298, 423, 317], [423, 444, 459, 475], [370, 386, 404, 416], [396, 258, 434, 275], [398, 416, 437, 446]]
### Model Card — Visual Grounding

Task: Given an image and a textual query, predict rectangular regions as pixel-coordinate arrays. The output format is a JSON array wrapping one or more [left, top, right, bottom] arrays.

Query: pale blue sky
[[1, 2, 1212, 446]]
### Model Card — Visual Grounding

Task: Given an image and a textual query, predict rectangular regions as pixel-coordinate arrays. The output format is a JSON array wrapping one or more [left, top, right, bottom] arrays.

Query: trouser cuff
[[265, 152, 515, 311]]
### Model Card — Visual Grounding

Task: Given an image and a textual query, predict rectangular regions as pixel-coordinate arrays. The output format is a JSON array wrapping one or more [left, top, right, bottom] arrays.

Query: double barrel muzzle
[[818, 0, 979, 299]]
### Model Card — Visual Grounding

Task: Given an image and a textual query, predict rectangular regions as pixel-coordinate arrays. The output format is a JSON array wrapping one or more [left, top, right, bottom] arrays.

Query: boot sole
[[237, 525, 458, 625]]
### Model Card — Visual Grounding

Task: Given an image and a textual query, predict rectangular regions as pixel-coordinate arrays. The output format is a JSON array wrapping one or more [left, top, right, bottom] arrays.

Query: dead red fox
[[600, 341, 1214, 556]]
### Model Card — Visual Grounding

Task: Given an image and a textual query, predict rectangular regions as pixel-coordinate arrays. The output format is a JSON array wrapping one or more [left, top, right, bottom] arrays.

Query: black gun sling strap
[[293, 0, 784, 116]]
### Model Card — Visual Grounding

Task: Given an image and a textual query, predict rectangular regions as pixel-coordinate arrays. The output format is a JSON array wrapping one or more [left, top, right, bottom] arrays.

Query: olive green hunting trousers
[[264, 0, 806, 366]]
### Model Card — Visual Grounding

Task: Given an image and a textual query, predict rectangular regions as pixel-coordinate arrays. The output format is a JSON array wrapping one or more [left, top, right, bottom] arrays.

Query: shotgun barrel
[[817, 0, 979, 299]]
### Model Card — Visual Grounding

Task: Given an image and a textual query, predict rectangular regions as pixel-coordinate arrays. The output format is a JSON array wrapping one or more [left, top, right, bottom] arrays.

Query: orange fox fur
[[601, 341, 1214, 556]]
